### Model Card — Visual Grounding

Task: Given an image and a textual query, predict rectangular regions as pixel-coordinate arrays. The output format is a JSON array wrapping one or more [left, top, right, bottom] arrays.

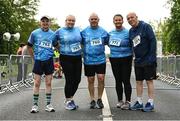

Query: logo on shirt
[[132, 35, 141, 47]]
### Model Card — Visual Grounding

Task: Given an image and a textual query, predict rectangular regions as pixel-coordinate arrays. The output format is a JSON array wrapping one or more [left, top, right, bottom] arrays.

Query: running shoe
[[90, 100, 96, 109], [30, 105, 39, 113], [45, 104, 55, 112], [130, 101, 143, 110], [97, 99, 104, 109], [71, 100, 79, 110], [64, 100, 76, 110], [121, 101, 131, 110], [116, 100, 124, 108], [142, 102, 154, 112]]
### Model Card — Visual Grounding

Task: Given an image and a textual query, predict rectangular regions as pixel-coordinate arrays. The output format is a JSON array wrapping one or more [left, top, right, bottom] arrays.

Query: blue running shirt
[[108, 28, 132, 58], [55, 27, 82, 56], [28, 28, 56, 61], [81, 26, 109, 65]]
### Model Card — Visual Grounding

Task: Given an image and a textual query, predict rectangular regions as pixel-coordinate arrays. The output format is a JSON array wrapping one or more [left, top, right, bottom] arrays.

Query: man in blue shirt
[[28, 16, 57, 113], [127, 12, 157, 112], [81, 13, 109, 109]]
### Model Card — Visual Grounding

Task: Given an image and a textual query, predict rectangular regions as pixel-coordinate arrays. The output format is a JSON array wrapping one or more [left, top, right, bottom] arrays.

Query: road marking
[[102, 88, 113, 121]]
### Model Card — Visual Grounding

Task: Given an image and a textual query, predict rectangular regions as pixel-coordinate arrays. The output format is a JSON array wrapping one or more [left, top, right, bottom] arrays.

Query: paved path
[[0, 63, 180, 120]]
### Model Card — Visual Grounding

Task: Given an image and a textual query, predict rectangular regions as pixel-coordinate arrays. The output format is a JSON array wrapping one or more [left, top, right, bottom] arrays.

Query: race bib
[[70, 43, 81, 52], [109, 39, 121, 46], [132, 35, 141, 47], [39, 41, 52, 48], [91, 38, 102, 46]]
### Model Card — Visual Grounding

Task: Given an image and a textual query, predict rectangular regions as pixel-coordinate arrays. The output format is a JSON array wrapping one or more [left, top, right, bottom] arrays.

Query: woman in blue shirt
[[109, 14, 133, 110], [55, 15, 82, 110]]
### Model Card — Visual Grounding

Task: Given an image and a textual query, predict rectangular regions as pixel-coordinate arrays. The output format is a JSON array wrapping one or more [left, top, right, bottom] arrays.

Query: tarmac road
[[0, 63, 180, 120]]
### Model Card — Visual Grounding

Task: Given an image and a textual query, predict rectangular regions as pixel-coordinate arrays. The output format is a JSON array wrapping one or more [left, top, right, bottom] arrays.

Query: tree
[[50, 18, 60, 31], [0, 0, 39, 54], [159, 0, 180, 55]]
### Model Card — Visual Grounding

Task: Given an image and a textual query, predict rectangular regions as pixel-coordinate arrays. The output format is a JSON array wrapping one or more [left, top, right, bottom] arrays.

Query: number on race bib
[[91, 39, 102, 46], [109, 39, 121, 46], [70, 43, 81, 52], [39, 41, 52, 48], [132, 35, 140, 47]]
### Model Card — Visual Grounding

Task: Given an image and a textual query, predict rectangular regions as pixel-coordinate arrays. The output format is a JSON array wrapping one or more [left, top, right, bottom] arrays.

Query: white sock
[[137, 97, 143, 104], [148, 99, 154, 105]]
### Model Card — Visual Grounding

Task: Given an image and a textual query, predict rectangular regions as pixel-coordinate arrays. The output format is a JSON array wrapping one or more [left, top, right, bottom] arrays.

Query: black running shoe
[[90, 100, 96, 109], [97, 99, 104, 109]]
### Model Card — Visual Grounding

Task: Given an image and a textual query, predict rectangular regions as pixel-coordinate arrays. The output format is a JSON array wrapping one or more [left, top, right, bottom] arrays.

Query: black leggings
[[109, 56, 132, 102], [60, 54, 82, 98]]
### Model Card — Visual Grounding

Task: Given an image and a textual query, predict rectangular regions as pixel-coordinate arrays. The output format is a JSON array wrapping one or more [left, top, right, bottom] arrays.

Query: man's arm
[[146, 24, 157, 61]]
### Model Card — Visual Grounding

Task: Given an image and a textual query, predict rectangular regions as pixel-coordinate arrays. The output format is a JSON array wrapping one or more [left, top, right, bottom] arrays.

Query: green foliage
[[50, 18, 60, 31], [0, 0, 60, 54], [159, 0, 180, 55], [0, 0, 40, 54]]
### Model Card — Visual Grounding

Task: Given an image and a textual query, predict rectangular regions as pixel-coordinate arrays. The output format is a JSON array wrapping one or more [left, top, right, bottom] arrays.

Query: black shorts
[[134, 65, 157, 81], [84, 63, 106, 77], [33, 58, 54, 75]]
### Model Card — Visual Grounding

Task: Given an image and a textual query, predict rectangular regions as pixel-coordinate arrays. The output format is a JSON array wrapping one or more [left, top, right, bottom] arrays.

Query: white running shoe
[[30, 105, 39, 113], [121, 101, 131, 110], [116, 100, 124, 108], [45, 104, 55, 112]]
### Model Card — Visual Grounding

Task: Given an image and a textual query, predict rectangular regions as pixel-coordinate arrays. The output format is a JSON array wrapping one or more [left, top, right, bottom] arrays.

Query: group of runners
[[26, 12, 157, 113]]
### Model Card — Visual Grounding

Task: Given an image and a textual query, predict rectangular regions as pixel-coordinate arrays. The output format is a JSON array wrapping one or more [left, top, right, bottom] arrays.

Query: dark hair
[[20, 43, 25, 47], [113, 14, 123, 20]]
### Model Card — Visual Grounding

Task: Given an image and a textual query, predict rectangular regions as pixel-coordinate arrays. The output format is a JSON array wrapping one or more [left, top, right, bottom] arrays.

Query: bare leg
[[97, 74, 105, 99], [45, 74, 53, 94], [136, 81, 143, 97], [33, 74, 41, 94], [146, 80, 154, 99], [88, 76, 95, 101]]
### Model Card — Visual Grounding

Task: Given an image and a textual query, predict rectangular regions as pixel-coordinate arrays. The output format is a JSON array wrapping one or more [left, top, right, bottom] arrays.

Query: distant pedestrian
[[16, 43, 25, 82], [21, 45, 30, 80]]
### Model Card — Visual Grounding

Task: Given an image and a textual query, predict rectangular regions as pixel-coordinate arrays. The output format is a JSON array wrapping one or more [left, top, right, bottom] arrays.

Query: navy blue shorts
[[134, 65, 157, 81], [33, 58, 54, 75], [84, 63, 106, 77]]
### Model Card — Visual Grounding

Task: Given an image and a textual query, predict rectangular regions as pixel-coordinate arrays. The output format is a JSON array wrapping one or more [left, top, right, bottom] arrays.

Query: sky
[[36, 0, 170, 31]]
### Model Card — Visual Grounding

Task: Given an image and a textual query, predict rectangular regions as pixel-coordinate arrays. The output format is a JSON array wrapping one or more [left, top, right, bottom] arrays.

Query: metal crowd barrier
[[22, 55, 34, 85], [1, 54, 180, 93], [0, 54, 34, 93], [0, 54, 12, 93], [157, 55, 180, 87]]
